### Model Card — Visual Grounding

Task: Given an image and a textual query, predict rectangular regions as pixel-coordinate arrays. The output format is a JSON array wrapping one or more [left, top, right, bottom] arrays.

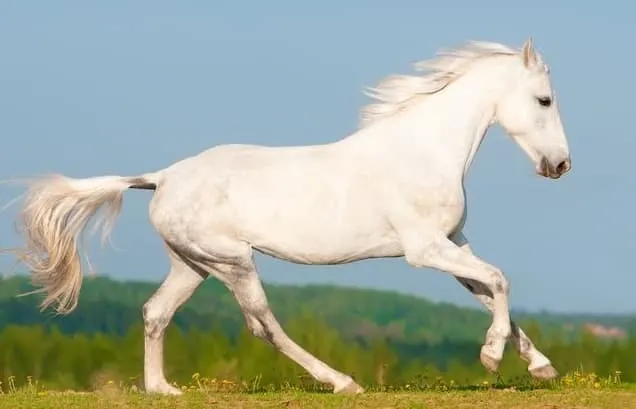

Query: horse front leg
[[449, 231, 558, 379], [396, 224, 512, 372]]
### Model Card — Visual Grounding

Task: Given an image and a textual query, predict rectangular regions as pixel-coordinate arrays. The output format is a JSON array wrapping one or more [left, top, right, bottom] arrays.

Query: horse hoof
[[334, 381, 365, 394], [530, 364, 559, 381], [480, 351, 501, 373], [145, 383, 183, 395]]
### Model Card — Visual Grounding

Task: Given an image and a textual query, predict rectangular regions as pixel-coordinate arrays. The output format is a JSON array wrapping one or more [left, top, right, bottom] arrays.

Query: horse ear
[[521, 37, 537, 68]]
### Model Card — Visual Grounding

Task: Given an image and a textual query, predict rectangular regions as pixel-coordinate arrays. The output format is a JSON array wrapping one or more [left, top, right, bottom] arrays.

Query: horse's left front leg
[[398, 226, 512, 373], [450, 231, 558, 380]]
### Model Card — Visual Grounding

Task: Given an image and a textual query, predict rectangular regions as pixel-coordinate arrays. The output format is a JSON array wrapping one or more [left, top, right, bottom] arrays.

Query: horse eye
[[536, 96, 552, 107]]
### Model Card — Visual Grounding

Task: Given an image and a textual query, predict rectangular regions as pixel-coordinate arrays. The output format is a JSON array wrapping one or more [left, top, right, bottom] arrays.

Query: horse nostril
[[555, 159, 570, 175]]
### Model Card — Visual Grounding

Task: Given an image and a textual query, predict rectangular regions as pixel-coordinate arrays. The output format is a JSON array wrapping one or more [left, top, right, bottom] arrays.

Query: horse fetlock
[[479, 348, 502, 373], [480, 337, 506, 372], [480, 328, 507, 372]]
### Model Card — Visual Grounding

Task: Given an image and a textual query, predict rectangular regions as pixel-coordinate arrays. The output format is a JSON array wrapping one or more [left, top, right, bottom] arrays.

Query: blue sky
[[0, 1, 633, 314]]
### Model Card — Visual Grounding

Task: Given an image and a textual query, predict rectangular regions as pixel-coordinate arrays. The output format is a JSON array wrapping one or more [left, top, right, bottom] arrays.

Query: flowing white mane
[[359, 41, 521, 128]]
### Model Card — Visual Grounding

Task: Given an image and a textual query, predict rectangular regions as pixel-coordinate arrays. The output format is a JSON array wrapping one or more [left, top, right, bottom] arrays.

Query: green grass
[[2, 388, 636, 409], [1, 372, 635, 409]]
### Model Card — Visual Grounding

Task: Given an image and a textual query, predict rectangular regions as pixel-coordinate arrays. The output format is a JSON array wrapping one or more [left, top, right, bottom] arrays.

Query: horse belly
[[246, 219, 404, 265], [228, 182, 403, 264]]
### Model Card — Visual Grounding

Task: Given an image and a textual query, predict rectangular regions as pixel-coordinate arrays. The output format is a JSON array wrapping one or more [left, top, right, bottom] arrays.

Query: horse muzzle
[[537, 156, 571, 179]]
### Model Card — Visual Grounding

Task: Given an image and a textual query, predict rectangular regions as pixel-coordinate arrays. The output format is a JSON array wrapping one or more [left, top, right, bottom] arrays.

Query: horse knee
[[488, 270, 509, 295]]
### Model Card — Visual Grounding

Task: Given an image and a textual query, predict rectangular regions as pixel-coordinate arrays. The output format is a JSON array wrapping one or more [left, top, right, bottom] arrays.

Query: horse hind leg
[[181, 236, 364, 394], [142, 245, 206, 395], [218, 260, 363, 393]]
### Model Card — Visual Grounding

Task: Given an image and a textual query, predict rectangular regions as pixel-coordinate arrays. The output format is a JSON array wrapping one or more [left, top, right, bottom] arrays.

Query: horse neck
[[348, 60, 509, 181]]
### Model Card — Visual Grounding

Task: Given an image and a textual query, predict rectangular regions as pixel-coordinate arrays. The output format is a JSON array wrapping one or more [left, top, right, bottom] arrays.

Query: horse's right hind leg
[[212, 259, 364, 394], [142, 247, 206, 395], [179, 234, 363, 394]]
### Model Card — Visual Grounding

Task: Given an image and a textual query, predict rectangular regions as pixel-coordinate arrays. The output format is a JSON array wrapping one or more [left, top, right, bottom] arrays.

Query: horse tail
[[7, 171, 161, 315]]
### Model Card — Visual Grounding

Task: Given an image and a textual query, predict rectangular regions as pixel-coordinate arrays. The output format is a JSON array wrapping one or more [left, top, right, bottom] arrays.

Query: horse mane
[[359, 41, 521, 128]]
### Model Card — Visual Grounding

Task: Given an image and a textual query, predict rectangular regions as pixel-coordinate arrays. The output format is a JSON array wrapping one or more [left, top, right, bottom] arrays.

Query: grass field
[[2, 387, 636, 409], [1, 371, 635, 409]]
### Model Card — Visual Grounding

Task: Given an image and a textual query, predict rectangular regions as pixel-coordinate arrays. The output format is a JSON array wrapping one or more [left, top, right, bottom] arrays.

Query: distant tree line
[[0, 316, 634, 392], [0, 275, 633, 391]]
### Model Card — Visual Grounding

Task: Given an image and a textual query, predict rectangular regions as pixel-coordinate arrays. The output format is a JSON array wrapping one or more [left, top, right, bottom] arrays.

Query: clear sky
[[0, 1, 633, 314]]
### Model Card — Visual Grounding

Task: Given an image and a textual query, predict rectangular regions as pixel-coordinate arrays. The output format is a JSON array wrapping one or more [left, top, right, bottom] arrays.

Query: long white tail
[[9, 173, 159, 315]]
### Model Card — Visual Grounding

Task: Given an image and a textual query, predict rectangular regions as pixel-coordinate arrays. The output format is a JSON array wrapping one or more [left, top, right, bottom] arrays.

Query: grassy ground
[[2, 388, 636, 409], [1, 372, 634, 409]]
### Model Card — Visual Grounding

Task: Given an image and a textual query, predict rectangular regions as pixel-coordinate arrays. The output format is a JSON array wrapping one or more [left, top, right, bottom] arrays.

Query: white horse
[[7, 38, 571, 394]]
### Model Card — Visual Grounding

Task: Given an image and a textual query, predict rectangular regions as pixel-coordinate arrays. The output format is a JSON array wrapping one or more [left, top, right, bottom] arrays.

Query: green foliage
[[0, 315, 635, 392], [2, 275, 633, 346], [0, 275, 635, 393]]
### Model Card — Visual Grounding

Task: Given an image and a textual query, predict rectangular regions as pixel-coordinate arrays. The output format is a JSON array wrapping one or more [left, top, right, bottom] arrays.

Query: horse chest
[[412, 190, 466, 234]]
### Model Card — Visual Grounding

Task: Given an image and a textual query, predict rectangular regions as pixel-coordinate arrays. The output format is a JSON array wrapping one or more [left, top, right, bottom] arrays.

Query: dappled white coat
[[6, 38, 571, 395]]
